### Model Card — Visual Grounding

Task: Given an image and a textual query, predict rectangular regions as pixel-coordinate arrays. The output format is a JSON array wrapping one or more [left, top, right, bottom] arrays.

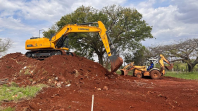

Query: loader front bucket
[[165, 63, 173, 70], [109, 55, 123, 73], [121, 69, 128, 76]]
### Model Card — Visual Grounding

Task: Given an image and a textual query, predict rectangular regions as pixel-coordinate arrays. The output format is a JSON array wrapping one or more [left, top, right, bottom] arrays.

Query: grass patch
[[165, 71, 198, 80], [0, 84, 46, 102], [0, 107, 15, 111]]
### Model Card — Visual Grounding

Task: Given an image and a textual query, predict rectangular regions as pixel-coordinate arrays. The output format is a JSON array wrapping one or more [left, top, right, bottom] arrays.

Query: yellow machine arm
[[122, 62, 134, 70], [25, 21, 123, 72], [159, 54, 171, 67], [159, 54, 173, 75], [26, 21, 112, 56]]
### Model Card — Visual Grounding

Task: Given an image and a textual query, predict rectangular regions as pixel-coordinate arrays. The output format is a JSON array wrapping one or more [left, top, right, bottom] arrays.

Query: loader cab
[[145, 59, 157, 69]]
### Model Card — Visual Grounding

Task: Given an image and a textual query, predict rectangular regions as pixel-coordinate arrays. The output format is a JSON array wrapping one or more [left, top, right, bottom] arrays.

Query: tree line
[[1, 5, 198, 72]]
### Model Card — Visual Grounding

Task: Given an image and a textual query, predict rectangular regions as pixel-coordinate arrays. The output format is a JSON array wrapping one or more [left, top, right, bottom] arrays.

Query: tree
[[124, 46, 151, 65], [43, 5, 153, 66], [149, 38, 198, 72], [0, 38, 12, 57], [43, 25, 58, 39]]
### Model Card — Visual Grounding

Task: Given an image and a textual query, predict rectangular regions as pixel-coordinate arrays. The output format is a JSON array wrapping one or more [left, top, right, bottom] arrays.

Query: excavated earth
[[1, 53, 198, 111]]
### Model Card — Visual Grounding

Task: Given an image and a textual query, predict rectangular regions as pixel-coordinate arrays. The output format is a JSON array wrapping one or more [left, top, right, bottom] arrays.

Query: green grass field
[[165, 71, 198, 80], [0, 107, 15, 111]]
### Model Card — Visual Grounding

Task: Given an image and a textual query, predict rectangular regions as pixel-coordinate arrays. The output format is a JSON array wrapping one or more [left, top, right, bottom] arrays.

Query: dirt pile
[[1, 53, 198, 111], [0, 53, 113, 87]]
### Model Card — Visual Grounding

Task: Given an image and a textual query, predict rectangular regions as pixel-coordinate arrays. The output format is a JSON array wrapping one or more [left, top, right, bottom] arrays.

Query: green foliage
[[0, 107, 15, 111], [125, 46, 151, 65], [165, 71, 198, 80], [0, 84, 46, 102], [43, 5, 153, 65], [43, 29, 56, 39]]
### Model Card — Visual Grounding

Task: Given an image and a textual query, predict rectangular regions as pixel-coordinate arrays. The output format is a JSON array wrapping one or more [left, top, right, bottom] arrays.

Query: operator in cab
[[147, 61, 154, 71]]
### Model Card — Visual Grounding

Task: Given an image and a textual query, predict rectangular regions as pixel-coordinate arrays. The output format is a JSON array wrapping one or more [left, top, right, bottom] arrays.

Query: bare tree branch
[[0, 38, 12, 57]]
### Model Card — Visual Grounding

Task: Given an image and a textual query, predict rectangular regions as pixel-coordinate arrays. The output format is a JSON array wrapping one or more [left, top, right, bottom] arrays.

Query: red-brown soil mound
[[1, 53, 198, 111], [0, 53, 113, 87]]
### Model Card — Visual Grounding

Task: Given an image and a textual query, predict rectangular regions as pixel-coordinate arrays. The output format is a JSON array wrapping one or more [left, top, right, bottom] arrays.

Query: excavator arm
[[49, 21, 112, 56], [25, 21, 123, 72]]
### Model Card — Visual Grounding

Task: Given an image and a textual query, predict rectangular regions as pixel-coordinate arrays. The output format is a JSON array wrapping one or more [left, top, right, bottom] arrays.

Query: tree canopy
[[149, 38, 198, 72], [43, 5, 153, 65], [124, 46, 151, 65]]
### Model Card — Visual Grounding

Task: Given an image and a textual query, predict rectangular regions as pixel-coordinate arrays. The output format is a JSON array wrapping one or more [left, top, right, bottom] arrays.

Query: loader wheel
[[150, 70, 161, 79], [136, 73, 142, 78]]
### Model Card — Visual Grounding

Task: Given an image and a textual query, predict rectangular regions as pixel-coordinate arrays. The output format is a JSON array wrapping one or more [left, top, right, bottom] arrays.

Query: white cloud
[[127, 0, 198, 46], [1, 0, 198, 55], [173, 0, 198, 24], [0, 16, 33, 31], [0, 0, 127, 54], [0, 0, 127, 23]]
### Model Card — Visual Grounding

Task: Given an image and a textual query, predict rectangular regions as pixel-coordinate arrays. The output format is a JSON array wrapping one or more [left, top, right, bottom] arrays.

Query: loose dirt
[[1, 53, 198, 111]]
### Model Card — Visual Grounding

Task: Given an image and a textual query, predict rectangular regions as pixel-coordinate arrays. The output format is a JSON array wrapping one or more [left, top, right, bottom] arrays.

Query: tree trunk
[[98, 54, 103, 66], [187, 63, 195, 72]]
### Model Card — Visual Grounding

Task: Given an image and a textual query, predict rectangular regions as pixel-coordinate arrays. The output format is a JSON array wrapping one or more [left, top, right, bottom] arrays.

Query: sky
[[0, 0, 198, 56]]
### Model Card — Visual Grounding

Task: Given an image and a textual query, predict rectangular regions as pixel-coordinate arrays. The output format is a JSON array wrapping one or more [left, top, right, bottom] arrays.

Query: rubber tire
[[136, 73, 142, 78], [150, 70, 161, 79]]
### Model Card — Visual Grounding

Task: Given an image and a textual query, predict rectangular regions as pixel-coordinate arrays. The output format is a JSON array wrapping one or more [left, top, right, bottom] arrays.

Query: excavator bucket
[[165, 63, 173, 70], [109, 55, 123, 73]]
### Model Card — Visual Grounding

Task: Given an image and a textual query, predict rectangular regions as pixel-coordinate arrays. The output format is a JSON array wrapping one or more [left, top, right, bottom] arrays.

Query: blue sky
[[0, 0, 198, 57]]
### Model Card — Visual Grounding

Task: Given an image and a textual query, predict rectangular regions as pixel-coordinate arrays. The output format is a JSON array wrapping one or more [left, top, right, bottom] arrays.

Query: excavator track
[[25, 49, 73, 60]]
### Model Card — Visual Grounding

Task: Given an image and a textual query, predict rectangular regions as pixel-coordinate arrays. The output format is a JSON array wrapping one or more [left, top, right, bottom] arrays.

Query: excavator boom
[[25, 21, 123, 72]]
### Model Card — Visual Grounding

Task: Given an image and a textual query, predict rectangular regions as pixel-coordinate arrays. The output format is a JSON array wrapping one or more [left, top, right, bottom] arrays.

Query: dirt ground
[[1, 53, 198, 111]]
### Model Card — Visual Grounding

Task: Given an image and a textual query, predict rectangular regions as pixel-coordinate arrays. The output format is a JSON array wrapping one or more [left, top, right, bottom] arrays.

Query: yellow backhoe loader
[[121, 54, 173, 79], [25, 21, 123, 72]]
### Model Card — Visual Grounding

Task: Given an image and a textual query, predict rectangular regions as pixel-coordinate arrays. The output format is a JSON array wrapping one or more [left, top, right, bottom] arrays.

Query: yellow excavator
[[121, 54, 173, 79], [25, 21, 123, 72]]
